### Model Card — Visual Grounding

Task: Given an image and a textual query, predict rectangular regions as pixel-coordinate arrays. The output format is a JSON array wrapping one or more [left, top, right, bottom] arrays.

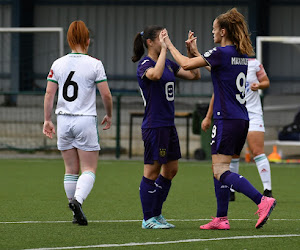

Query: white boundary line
[[23, 234, 300, 250], [1, 218, 300, 224]]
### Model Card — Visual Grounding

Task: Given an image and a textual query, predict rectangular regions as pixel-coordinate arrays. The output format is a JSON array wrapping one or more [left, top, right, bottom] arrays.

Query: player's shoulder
[[86, 54, 102, 63], [138, 56, 154, 67], [248, 58, 261, 68], [203, 47, 218, 58]]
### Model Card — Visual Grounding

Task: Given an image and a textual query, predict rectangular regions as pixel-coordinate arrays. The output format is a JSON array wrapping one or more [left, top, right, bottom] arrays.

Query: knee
[[251, 149, 264, 158], [213, 163, 230, 181], [162, 168, 178, 180]]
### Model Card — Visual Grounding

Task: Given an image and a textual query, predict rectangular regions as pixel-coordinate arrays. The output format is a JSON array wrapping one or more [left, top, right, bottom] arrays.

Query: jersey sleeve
[[137, 58, 154, 79], [255, 60, 267, 81], [95, 60, 107, 83], [47, 61, 58, 83], [168, 59, 180, 74], [202, 47, 221, 67]]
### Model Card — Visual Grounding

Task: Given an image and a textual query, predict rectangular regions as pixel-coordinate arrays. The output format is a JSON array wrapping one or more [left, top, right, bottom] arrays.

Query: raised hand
[[160, 28, 172, 48], [185, 30, 199, 57]]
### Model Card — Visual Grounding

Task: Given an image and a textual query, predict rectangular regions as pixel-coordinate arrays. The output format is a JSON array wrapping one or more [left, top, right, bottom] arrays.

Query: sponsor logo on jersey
[[167, 65, 173, 73], [141, 59, 149, 65], [204, 47, 217, 57], [48, 69, 54, 78]]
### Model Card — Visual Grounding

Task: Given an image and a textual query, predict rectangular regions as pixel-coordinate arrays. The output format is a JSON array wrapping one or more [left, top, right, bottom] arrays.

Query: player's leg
[[75, 149, 98, 204], [248, 131, 272, 197], [62, 148, 80, 202], [153, 160, 178, 228], [57, 115, 82, 224], [61, 148, 81, 224], [200, 120, 231, 230], [200, 154, 231, 230], [67, 149, 98, 226], [140, 128, 169, 229], [141, 162, 171, 229], [57, 115, 79, 202], [68, 116, 100, 225], [229, 155, 240, 201], [152, 126, 180, 228], [214, 120, 276, 229]]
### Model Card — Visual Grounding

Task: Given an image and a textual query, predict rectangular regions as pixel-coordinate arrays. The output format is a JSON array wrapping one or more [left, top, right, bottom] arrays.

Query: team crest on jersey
[[204, 47, 217, 58], [167, 65, 173, 73], [159, 148, 167, 157]]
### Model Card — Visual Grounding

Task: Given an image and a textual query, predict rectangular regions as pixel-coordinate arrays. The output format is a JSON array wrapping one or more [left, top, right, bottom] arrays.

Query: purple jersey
[[202, 46, 249, 120], [137, 56, 180, 128]]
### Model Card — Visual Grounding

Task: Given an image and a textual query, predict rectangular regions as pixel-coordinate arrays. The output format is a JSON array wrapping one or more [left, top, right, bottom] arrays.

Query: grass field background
[[0, 158, 299, 249]]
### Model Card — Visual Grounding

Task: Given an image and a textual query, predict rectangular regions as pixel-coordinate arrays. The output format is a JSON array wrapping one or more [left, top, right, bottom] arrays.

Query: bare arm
[[250, 75, 270, 91], [163, 29, 208, 70], [97, 81, 113, 130], [43, 81, 58, 139], [145, 31, 167, 81], [201, 94, 214, 132], [176, 30, 201, 80]]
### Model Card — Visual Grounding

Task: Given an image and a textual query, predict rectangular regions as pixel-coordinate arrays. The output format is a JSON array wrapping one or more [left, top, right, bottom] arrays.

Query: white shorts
[[248, 112, 265, 132], [57, 115, 100, 151]]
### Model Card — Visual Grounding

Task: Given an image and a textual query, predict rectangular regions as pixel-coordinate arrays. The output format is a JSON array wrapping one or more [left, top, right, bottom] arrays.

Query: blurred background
[[0, 0, 300, 160]]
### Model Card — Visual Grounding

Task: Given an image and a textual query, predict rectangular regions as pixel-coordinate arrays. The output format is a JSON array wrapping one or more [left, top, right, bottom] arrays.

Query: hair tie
[[140, 31, 144, 36]]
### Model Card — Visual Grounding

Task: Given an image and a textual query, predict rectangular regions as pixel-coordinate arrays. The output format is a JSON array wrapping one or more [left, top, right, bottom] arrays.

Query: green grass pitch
[[0, 158, 299, 249]]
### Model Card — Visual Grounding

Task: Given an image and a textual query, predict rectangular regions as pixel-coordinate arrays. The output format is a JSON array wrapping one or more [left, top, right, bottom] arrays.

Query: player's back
[[50, 53, 106, 116], [204, 45, 249, 120]]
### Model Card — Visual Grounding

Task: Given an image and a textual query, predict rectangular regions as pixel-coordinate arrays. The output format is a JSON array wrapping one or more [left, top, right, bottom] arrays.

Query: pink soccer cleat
[[200, 216, 230, 230], [255, 196, 277, 229]]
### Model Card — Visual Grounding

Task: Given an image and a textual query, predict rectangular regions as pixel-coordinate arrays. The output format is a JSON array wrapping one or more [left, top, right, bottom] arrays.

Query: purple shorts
[[142, 126, 181, 164], [211, 119, 249, 156]]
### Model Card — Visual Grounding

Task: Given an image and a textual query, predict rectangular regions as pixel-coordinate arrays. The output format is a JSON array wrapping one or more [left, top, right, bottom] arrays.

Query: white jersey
[[47, 53, 107, 116], [245, 58, 267, 115]]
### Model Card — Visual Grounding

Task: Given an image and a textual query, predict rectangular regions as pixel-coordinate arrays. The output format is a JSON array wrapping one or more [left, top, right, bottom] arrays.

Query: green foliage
[[0, 159, 299, 249]]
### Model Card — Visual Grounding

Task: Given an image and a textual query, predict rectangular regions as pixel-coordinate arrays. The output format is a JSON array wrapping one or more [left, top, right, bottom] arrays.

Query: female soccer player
[[229, 58, 272, 201], [43, 20, 112, 226], [132, 25, 200, 229], [162, 8, 276, 229]]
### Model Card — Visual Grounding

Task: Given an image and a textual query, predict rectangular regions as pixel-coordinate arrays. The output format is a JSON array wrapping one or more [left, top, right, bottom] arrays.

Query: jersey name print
[[202, 45, 249, 121], [47, 53, 107, 116]]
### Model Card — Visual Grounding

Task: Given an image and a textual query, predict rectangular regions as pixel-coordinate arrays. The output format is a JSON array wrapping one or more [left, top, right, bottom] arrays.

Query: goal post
[[256, 36, 300, 64], [0, 27, 64, 57], [0, 27, 64, 96]]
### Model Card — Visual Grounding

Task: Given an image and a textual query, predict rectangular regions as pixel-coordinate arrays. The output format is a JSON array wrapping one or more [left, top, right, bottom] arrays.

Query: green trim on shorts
[[95, 117, 100, 143]]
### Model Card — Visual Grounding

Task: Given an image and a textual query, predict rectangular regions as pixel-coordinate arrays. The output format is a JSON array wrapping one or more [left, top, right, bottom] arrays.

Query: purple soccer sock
[[220, 171, 262, 205], [214, 177, 230, 217], [139, 176, 156, 221], [153, 174, 172, 217]]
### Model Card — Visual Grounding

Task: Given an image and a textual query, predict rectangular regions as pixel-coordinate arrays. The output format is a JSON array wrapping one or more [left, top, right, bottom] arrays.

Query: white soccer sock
[[254, 154, 272, 191], [64, 174, 79, 202], [74, 171, 96, 204], [230, 158, 240, 174], [229, 158, 240, 192]]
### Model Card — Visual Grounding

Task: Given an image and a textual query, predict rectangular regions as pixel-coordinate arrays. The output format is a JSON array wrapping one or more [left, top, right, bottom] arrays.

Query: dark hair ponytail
[[132, 33, 144, 62], [131, 25, 164, 63]]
